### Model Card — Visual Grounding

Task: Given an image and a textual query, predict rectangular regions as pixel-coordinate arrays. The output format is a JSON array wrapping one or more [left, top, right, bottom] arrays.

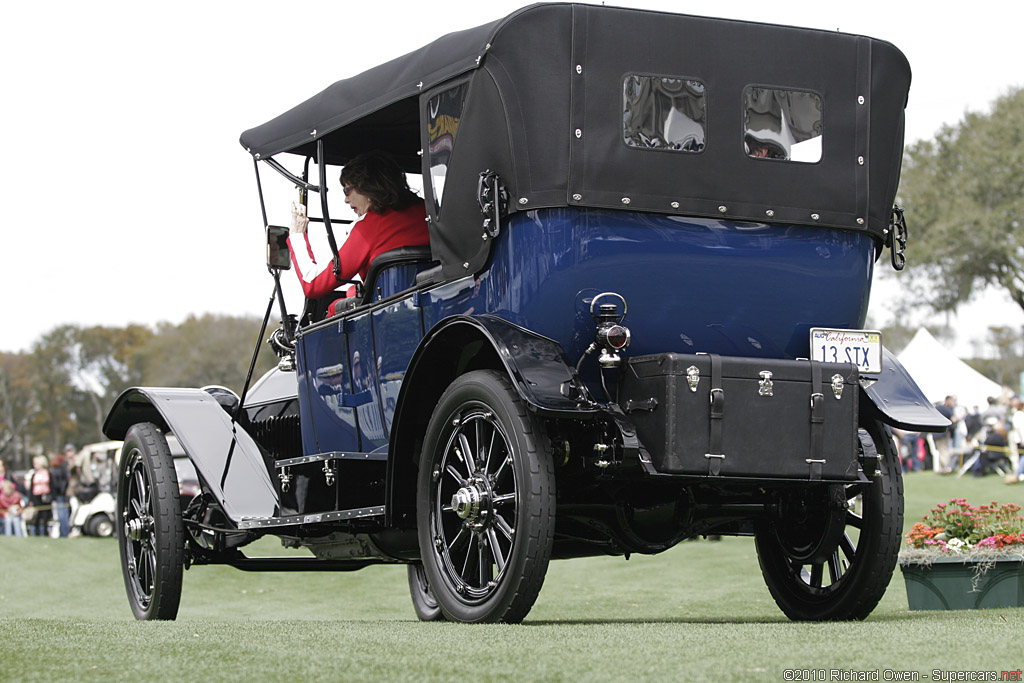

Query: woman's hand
[[290, 201, 309, 234]]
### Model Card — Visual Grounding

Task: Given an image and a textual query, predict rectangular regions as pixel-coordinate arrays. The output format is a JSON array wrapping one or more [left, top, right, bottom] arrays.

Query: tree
[[964, 326, 1024, 391], [0, 352, 37, 468], [895, 87, 1024, 314], [3, 316, 275, 455], [28, 327, 80, 454], [20, 324, 156, 450], [132, 314, 275, 392], [75, 324, 154, 436], [986, 325, 1024, 360]]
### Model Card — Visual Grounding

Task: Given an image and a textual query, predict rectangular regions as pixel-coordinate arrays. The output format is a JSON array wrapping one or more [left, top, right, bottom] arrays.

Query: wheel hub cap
[[451, 483, 485, 522], [127, 516, 151, 542]]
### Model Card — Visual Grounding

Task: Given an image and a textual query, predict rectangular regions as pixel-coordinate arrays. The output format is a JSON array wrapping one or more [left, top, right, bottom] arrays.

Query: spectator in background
[[951, 403, 968, 457], [94, 450, 114, 493], [964, 405, 983, 442], [893, 429, 930, 472], [50, 448, 72, 537], [26, 455, 53, 536], [1007, 396, 1024, 484], [981, 396, 1007, 425], [0, 458, 25, 495], [932, 395, 958, 473], [976, 415, 1012, 476], [0, 479, 25, 536]]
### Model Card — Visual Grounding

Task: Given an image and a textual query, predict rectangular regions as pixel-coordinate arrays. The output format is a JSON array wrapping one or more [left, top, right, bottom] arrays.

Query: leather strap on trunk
[[808, 360, 825, 480], [706, 354, 725, 476]]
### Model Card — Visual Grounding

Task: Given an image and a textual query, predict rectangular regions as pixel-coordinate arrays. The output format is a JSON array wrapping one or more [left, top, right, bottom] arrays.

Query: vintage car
[[102, 3, 947, 623]]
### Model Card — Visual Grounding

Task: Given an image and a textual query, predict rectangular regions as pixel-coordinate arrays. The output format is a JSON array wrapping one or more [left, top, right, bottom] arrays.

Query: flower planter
[[900, 556, 1024, 610]]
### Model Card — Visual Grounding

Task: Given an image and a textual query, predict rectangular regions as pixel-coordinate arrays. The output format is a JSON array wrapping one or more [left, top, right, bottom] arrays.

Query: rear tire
[[755, 420, 903, 620], [416, 370, 555, 623], [407, 563, 445, 621], [117, 422, 184, 620]]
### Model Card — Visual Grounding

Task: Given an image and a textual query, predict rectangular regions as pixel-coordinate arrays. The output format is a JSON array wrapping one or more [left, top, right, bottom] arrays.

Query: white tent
[[896, 328, 1004, 411]]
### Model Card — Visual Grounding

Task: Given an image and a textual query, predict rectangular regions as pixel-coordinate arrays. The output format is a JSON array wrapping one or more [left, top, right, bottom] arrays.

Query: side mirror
[[267, 225, 291, 270]]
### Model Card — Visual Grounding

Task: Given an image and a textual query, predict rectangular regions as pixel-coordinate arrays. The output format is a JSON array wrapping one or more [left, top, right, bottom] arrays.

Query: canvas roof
[[240, 3, 912, 277]]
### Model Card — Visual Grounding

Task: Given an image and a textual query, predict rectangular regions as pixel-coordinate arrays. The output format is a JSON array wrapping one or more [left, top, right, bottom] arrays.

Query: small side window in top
[[427, 82, 468, 213], [623, 75, 706, 153], [743, 87, 822, 163]]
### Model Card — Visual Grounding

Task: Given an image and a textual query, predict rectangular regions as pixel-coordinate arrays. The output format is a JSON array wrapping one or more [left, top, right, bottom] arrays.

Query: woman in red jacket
[[288, 151, 429, 308]]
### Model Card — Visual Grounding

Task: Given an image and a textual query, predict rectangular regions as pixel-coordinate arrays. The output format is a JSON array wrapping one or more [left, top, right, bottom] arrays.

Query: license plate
[[810, 328, 882, 374]]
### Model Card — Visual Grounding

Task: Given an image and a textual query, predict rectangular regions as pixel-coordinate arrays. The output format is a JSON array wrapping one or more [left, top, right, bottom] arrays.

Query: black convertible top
[[241, 3, 911, 278], [240, 14, 505, 166]]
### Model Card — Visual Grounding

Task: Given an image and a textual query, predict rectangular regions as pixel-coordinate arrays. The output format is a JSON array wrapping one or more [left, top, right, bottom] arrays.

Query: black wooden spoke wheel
[[407, 562, 445, 621], [117, 422, 184, 621], [755, 420, 903, 620], [417, 370, 555, 624]]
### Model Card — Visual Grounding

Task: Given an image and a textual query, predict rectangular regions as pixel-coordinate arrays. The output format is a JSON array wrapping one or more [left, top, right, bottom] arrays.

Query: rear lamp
[[597, 323, 631, 350]]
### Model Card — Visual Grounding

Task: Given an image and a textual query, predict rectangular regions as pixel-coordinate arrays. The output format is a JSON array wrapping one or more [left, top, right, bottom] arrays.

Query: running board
[[224, 556, 376, 572], [238, 505, 385, 530]]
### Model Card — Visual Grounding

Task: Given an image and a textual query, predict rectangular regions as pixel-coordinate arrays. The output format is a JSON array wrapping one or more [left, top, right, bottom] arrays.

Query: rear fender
[[860, 348, 950, 433], [103, 388, 279, 522], [386, 315, 596, 526]]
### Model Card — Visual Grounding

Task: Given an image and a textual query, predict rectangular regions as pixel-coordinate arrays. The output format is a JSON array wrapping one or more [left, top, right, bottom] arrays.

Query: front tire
[[117, 422, 184, 620], [755, 420, 903, 620], [416, 370, 555, 623]]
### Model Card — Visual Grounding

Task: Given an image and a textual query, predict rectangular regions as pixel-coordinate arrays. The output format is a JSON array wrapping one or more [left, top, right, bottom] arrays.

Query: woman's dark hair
[[340, 151, 420, 213]]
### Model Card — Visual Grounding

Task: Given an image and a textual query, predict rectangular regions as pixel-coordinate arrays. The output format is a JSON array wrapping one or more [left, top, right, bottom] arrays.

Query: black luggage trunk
[[620, 353, 861, 482]]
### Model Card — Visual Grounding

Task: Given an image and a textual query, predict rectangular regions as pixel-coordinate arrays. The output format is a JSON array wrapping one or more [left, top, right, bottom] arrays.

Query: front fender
[[104, 388, 279, 522], [860, 348, 950, 433]]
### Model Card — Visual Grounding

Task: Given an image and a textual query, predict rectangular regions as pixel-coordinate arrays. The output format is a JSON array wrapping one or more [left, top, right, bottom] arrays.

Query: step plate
[[239, 505, 385, 529], [275, 451, 387, 468]]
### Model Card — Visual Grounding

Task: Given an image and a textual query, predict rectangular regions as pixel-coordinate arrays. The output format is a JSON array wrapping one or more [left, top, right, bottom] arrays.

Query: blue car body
[[298, 209, 880, 457]]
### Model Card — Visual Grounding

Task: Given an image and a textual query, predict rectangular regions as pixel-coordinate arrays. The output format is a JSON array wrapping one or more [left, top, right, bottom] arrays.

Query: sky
[[2, 0, 1022, 356]]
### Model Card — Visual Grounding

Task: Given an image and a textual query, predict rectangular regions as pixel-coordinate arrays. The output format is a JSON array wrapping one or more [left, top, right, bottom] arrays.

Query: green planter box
[[901, 556, 1024, 610]]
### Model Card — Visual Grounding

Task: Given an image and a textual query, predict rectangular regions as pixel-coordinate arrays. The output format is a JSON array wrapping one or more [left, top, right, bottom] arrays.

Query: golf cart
[[103, 3, 947, 623], [70, 438, 200, 538]]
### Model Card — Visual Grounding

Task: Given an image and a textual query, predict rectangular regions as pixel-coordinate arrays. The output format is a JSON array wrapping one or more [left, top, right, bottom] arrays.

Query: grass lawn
[[1, 470, 1022, 682]]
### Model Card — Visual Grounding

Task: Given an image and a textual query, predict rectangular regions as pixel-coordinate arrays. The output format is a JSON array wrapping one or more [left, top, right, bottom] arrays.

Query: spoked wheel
[[117, 422, 184, 620], [407, 562, 445, 621], [417, 370, 555, 623], [755, 420, 903, 620]]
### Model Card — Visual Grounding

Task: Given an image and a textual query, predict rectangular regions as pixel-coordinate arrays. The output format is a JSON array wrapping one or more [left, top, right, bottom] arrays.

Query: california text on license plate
[[810, 328, 882, 374]]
